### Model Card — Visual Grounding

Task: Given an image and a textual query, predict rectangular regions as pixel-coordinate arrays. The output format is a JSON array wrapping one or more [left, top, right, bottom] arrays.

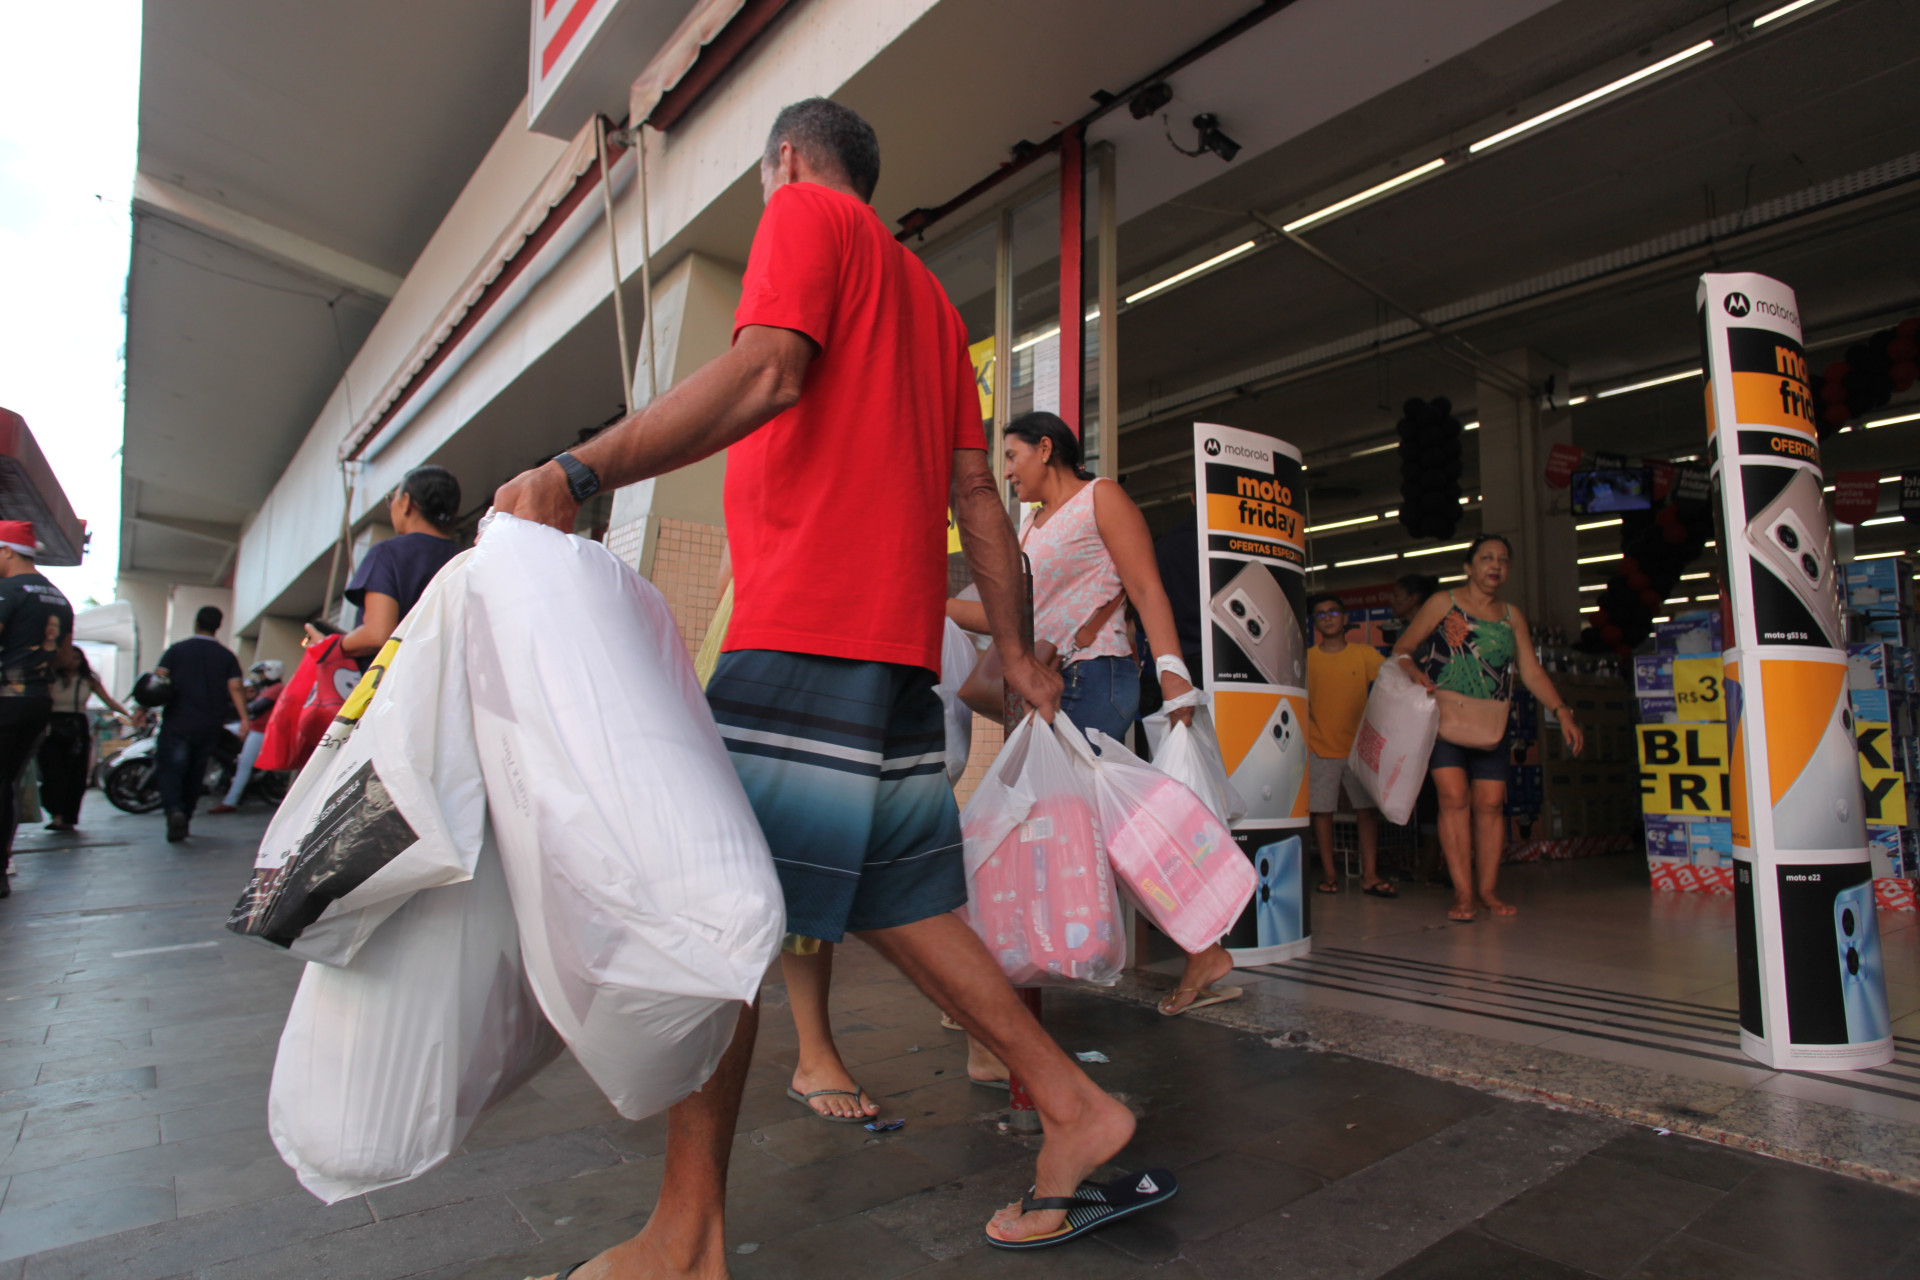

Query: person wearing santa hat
[[0, 520, 73, 896]]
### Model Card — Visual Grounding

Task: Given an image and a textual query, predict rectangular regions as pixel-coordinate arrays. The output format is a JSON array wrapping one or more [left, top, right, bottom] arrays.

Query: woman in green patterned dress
[[1393, 535, 1584, 922]]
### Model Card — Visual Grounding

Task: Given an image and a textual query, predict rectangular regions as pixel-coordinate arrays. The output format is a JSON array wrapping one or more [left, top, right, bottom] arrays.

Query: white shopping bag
[[230, 552, 488, 965], [269, 830, 561, 1203], [960, 712, 1124, 987], [464, 514, 784, 1121], [1142, 690, 1246, 825], [1073, 730, 1256, 955], [935, 618, 977, 784], [1347, 658, 1438, 826]]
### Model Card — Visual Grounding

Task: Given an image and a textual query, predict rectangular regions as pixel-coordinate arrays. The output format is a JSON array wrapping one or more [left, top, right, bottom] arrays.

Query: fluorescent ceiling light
[[1306, 563, 1327, 572], [1335, 553, 1400, 567], [1865, 411, 1920, 429], [1349, 442, 1399, 458], [1580, 606, 1598, 614], [1579, 583, 1604, 592], [1861, 516, 1903, 527], [1462, 421, 1480, 431], [1823, 485, 1835, 493], [1470, 41, 1715, 154], [1307, 514, 1378, 532], [1652, 616, 1671, 623], [1681, 571, 1711, 580], [1568, 394, 1590, 406], [1384, 509, 1400, 517], [1596, 368, 1702, 399], [1753, 0, 1818, 26], [1855, 550, 1906, 560], [1125, 241, 1258, 305], [1578, 552, 1623, 564], [1576, 518, 1622, 531], [1705, 540, 1716, 547], [1283, 157, 1446, 233], [1404, 541, 1473, 559], [1011, 327, 1059, 354], [1695, 593, 1720, 601], [1664, 598, 1688, 605], [1670, 454, 1700, 462], [1439, 574, 1466, 583], [1881, 475, 1901, 484]]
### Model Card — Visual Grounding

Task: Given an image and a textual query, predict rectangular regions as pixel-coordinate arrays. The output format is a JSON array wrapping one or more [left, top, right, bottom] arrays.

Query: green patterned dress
[[1422, 592, 1516, 700]]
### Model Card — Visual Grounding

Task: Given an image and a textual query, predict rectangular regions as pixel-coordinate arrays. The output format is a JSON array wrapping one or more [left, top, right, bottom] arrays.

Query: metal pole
[[595, 117, 635, 407], [1057, 126, 1085, 438], [321, 463, 357, 626], [1095, 142, 1118, 478], [635, 123, 659, 405], [1006, 988, 1043, 1132], [993, 207, 1013, 507]]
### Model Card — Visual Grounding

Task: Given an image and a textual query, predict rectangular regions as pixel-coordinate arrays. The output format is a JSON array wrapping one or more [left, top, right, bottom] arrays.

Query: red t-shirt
[[725, 182, 985, 671]]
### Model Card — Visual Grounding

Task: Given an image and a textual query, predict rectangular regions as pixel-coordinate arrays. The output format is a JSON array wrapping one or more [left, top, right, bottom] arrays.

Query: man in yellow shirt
[[1304, 593, 1394, 897]]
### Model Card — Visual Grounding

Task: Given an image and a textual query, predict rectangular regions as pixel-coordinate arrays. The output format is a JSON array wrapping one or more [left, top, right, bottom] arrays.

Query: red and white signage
[[1831, 470, 1883, 526]]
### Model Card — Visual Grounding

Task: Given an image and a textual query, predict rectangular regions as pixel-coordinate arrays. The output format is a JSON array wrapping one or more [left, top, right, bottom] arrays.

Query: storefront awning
[[0, 409, 84, 567]]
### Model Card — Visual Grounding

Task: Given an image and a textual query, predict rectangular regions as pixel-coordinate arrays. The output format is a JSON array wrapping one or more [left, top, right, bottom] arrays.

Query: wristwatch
[[553, 451, 600, 501]]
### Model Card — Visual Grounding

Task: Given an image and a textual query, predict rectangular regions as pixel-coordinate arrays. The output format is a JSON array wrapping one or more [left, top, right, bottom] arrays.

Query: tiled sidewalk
[[4, 805, 1918, 1278]]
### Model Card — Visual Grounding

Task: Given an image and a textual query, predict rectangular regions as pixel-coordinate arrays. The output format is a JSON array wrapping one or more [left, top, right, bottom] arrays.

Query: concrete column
[[251, 616, 308, 676], [604, 252, 743, 651], [163, 585, 236, 649], [1475, 350, 1580, 638]]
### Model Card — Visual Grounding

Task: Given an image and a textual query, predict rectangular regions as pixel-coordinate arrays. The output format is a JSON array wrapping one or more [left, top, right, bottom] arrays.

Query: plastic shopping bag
[[1347, 658, 1438, 826], [935, 618, 977, 785], [464, 514, 784, 1121], [230, 553, 488, 965], [960, 712, 1124, 987], [269, 830, 562, 1203], [1075, 730, 1256, 955], [1141, 690, 1245, 825]]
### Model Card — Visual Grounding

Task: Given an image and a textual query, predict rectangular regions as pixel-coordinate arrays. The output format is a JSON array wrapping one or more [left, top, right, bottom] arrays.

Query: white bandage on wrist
[[1155, 655, 1192, 683]]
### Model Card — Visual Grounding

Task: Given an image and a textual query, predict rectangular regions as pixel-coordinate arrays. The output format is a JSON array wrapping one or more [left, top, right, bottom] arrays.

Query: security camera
[[1192, 114, 1241, 163]]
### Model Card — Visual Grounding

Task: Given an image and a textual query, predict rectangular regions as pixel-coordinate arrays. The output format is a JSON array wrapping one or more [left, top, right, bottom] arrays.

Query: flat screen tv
[[1570, 467, 1652, 515]]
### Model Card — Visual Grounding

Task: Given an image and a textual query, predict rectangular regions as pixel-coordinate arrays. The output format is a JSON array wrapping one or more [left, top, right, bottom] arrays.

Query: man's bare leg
[[538, 999, 760, 1280], [1357, 808, 1391, 892], [856, 913, 1135, 1244], [782, 943, 878, 1119], [1311, 811, 1339, 890]]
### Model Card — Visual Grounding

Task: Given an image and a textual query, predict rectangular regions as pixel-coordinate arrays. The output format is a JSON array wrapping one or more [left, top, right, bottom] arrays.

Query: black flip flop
[[985, 1169, 1179, 1250], [1362, 882, 1398, 899]]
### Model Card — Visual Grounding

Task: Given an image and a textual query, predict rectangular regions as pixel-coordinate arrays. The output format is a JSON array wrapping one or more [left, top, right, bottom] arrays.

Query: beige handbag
[[1435, 690, 1510, 749]]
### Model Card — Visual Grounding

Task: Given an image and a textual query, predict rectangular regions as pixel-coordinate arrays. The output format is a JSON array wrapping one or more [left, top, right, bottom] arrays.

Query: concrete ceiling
[[123, 0, 529, 583]]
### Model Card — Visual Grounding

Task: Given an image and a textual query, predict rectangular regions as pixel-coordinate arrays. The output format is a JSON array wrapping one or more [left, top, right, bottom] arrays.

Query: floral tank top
[[1423, 592, 1516, 701], [1019, 478, 1130, 662]]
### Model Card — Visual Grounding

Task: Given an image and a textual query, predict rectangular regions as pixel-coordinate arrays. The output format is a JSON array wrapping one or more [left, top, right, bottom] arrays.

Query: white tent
[[73, 601, 137, 701]]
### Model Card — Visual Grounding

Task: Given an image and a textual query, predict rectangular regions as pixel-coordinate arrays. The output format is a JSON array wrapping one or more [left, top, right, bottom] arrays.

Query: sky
[[0, 0, 142, 610]]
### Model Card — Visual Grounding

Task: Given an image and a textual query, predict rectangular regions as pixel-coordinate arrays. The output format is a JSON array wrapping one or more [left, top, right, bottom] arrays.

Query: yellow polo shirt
[[1306, 642, 1385, 758]]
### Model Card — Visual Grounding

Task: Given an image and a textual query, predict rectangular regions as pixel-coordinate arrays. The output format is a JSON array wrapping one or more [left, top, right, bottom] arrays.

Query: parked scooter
[[98, 722, 289, 815]]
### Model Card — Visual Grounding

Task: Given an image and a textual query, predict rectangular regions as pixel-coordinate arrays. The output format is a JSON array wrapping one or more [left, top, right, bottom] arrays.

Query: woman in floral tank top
[[1393, 535, 1585, 923], [948, 411, 1240, 1025]]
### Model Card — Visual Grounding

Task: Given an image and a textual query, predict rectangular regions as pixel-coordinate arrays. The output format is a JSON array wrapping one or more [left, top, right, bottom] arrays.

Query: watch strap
[[554, 451, 600, 501]]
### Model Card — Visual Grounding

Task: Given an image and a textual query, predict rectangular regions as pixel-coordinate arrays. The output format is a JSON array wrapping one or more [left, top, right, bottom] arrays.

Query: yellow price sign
[[1671, 656, 1723, 722], [1637, 722, 1731, 816], [1855, 721, 1909, 826]]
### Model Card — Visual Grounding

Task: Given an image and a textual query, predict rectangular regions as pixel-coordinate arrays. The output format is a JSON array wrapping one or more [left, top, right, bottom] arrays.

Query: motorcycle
[[98, 722, 290, 815]]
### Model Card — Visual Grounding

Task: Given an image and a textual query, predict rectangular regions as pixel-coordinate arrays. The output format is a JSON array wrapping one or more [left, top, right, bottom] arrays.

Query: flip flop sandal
[[1158, 985, 1243, 1017], [970, 1075, 1011, 1091], [985, 1169, 1180, 1250], [786, 1087, 876, 1123], [940, 1014, 964, 1031], [1362, 882, 1399, 898], [1316, 881, 1341, 894]]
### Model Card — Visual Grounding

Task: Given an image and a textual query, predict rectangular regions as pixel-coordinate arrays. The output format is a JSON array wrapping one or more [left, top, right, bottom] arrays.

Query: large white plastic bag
[[935, 618, 977, 784], [960, 712, 1124, 987], [1141, 690, 1245, 825], [269, 831, 561, 1203], [464, 514, 784, 1120], [1072, 730, 1256, 955], [1348, 658, 1438, 826], [230, 552, 488, 965]]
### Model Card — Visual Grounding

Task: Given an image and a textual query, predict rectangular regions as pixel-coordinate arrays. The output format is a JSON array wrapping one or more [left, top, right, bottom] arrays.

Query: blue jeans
[[1061, 655, 1140, 747], [156, 726, 222, 818]]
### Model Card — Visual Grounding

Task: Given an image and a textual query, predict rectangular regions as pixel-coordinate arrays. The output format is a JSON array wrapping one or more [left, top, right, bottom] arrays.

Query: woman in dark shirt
[[337, 466, 463, 660]]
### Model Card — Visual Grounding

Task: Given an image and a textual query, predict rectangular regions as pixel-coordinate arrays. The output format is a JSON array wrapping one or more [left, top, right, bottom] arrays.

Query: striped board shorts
[[706, 649, 967, 942]]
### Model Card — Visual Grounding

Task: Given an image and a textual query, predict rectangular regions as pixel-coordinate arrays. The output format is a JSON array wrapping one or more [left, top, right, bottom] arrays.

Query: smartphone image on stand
[[1746, 467, 1844, 648], [1231, 696, 1307, 822], [1834, 881, 1891, 1043], [1773, 685, 1865, 851], [1209, 561, 1304, 687]]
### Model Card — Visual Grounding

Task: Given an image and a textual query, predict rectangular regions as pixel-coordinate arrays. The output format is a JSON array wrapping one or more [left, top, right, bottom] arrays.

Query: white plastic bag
[[1074, 730, 1256, 955], [960, 712, 1124, 987], [230, 552, 488, 965], [269, 830, 561, 1203], [935, 618, 977, 784], [1347, 658, 1438, 826], [1142, 689, 1246, 825], [464, 514, 785, 1121]]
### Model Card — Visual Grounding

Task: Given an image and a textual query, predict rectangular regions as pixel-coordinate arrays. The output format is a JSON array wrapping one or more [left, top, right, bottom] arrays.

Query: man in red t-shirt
[[496, 100, 1152, 1272]]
